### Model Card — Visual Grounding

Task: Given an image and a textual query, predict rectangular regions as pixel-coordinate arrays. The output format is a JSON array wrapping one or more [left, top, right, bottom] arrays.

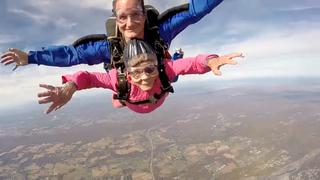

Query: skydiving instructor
[[1, 0, 224, 69]]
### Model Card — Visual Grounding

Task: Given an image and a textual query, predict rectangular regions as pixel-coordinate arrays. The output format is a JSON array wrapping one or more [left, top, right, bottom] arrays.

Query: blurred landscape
[[1, 78, 320, 180]]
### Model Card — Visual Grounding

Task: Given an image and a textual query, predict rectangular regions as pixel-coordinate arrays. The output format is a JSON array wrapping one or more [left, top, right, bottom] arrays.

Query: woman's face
[[128, 61, 159, 91], [114, 0, 146, 42]]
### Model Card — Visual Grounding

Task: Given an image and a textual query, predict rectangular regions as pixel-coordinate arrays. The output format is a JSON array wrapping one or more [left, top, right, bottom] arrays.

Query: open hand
[[207, 52, 244, 76], [38, 83, 77, 114], [1, 48, 28, 68]]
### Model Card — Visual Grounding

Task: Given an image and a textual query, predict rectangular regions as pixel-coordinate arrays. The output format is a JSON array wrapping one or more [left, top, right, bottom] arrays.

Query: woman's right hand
[[1, 48, 28, 68], [38, 82, 77, 114]]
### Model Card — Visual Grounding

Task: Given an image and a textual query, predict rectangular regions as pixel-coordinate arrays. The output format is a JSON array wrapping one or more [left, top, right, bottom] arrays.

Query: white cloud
[[171, 19, 320, 80], [276, 5, 320, 12], [145, 0, 187, 12], [54, 17, 78, 29], [0, 64, 104, 111], [78, 0, 111, 10], [54, 34, 79, 45], [9, 0, 112, 12], [221, 24, 320, 60], [217, 22, 320, 78], [0, 34, 20, 44], [8, 8, 49, 25], [8, 8, 77, 29]]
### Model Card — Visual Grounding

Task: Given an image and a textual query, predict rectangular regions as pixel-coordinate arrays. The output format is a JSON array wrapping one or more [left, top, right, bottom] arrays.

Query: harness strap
[[72, 34, 107, 47], [124, 89, 168, 105], [113, 69, 130, 101], [146, 7, 174, 93], [154, 41, 174, 93], [106, 16, 129, 101], [158, 3, 189, 24], [105, 16, 125, 70]]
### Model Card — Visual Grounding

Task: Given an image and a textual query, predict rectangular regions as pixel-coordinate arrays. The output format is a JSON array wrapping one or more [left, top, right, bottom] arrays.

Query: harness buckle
[[115, 70, 129, 101], [162, 85, 174, 93], [149, 96, 157, 104]]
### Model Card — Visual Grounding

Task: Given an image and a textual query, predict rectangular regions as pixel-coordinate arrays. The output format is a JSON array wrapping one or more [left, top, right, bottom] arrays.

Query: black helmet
[[123, 39, 157, 67]]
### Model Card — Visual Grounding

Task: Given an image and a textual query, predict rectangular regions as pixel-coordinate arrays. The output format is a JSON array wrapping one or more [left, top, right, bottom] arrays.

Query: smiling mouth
[[141, 82, 151, 85], [125, 28, 135, 31], [140, 80, 153, 85]]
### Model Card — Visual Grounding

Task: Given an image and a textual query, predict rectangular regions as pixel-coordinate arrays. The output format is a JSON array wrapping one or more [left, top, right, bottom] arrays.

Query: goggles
[[115, 7, 144, 24], [128, 64, 158, 79]]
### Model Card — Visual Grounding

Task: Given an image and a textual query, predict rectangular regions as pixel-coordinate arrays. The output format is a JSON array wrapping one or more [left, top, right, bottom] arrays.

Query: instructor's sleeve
[[28, 41, 111, 67], [159, 0, 224, 45]]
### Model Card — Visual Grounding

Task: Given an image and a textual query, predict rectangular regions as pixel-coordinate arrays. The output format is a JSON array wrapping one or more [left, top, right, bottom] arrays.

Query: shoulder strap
[[145, 5, 174, 93], [72, 34, 107, 47], [105, 16, 129, 101], [105, 16, 125, 70], [158, 3, 189, 24]]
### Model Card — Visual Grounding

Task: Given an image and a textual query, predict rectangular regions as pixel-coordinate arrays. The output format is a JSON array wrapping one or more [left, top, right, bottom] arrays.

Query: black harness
[[124, 89, 168, 105], [73, 4, 189, 105]]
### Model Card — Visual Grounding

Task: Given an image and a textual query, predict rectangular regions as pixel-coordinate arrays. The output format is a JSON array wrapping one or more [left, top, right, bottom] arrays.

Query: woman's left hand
[[207, 52, 244, 76]]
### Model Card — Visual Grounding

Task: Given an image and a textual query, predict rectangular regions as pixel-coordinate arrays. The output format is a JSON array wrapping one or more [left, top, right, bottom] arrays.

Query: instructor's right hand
[[1, 48, 28, 67]]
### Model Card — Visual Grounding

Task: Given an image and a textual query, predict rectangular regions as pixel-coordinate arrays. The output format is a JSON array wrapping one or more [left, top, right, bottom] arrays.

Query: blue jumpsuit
[[28, 0, 223, 66]]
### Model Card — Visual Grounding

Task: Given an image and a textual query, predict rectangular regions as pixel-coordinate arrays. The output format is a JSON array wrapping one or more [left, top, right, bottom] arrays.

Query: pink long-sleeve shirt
[[62, 54, 217, 113]]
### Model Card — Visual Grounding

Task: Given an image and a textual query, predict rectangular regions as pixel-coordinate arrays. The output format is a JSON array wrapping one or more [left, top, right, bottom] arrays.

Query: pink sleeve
[[61, 70, 117, 91], [165, 54, 218, 80]]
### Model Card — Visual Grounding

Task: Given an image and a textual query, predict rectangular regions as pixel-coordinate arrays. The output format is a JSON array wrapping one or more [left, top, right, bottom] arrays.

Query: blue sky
[[0, 0, 320, 110]]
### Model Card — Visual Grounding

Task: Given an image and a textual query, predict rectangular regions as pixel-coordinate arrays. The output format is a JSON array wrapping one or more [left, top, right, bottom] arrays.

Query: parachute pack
[[73, 4, 189, 105]]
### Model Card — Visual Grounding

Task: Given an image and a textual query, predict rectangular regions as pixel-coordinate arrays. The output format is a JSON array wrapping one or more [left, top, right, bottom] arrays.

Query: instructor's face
[[115, 0, 146, 42]]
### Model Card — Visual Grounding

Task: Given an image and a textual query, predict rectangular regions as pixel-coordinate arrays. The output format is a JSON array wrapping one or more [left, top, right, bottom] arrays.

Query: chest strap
[[119, 88, 168, 105]]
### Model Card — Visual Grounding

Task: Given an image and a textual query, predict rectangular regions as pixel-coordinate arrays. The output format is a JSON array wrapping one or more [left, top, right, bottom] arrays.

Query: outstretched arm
[[38, 82, 77, 114], [0, 48, 28, 69], [159, 0, 224, 45], [167, 52, 244, 80], [1, 41, 110, 68], [38, 70, 117, 114], [207, 52, 244, 76]]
